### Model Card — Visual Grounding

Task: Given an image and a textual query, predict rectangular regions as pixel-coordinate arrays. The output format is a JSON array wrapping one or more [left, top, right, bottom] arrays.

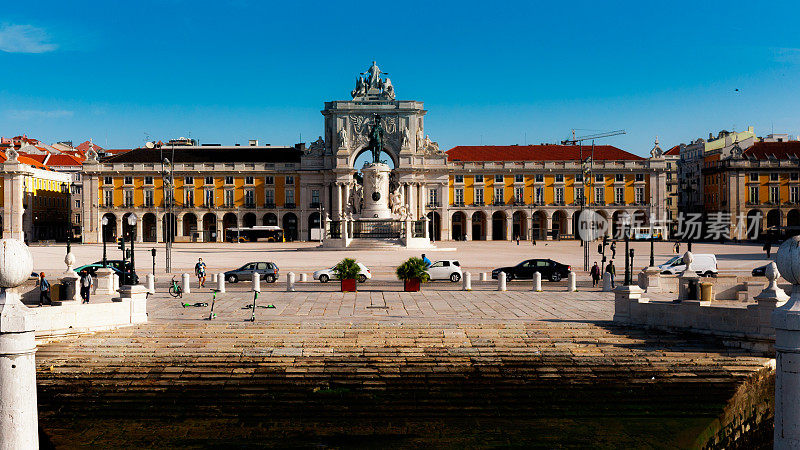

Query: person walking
[[605, 261, 616, 288], [195, 258, 207, 288], [516, 235, 520, 245], [80, 270, 93, 304], [610, 241, 617, 259], [38, 272, 51, 307], [674, 241, 680, 254], [765, 241, 772, 258], [590, 262, 601, 287], [421, 253, 432, 268]]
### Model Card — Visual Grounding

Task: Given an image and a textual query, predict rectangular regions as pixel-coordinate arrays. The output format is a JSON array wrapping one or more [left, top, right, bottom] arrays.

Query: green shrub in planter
[[396, 257, 430, 283], [333, 258, 361, 281]]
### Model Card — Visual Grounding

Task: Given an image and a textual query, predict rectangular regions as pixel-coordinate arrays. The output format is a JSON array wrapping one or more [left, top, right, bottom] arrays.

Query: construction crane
[[561, 129, 626, 145]]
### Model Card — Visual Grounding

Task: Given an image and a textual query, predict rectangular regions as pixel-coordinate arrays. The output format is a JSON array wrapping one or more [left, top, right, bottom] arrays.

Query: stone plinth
[[112, 284, 148, 325], [95, 268, 115, 295], [639, 267, 662, 293], [612, 284, 646, 323], [58, 271, 81, 304], [360, 163, 392, 219]]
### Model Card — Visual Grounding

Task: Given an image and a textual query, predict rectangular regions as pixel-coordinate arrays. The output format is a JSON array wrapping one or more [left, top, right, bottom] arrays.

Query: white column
[[115, 218, 123, 241], [216, 218, 223, 242], [774, 241, 800, 448], [156, 215, 163, 243], [136, 218, 143, 243], [506, 216, 513, 241]]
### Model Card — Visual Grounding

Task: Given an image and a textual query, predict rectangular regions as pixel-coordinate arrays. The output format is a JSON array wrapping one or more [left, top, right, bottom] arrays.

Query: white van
[[658, 254, 718, 276]]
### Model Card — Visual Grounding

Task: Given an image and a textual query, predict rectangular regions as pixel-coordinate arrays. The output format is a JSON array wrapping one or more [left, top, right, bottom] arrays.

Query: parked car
[[658, 254, 718, 276], [314, 263, 371, 283], [752, 264, 768, 277], [224, 262, 279, 283], [491, 259, 571, 282], [92, 260, 133, 272], [426, 260, 462, 282], [75, 263, 139, 284]]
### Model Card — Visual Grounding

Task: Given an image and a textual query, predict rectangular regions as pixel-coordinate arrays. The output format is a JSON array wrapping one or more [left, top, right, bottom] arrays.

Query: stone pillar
[[567, 272, 577, 292], [462, 272, 471, 291], [487, 215, 494, 241], [772, 238, 800, 448], [286, 272, 296, 292], [252, 272, 261, 292], [215, 219, 223, 242], [640, 267, 662, 293], [181, 273, 191, 294], [465, 215, 472, 241], [95, 267, 115, 294], [497, 272, 506, 291], [753, 262, 788, 336], [175, 216, 183, 240], [116, 219, 123, 243], [545, 215, 553, 240], [612, 284, 645, 323], [156, 216, 163, 243], [602, 272, 612, 291], [217, 272, 225, 293], [0, 240, 37, 449], [135, 218, 143, 243], [506, 216, 513, 241], [532, 272, 542, 292], [146, 273, 155, 294], [566, 213, 573, 236]]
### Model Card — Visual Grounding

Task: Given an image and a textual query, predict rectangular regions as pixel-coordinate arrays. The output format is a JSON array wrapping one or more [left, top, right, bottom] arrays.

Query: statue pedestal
[[360, 163, 392, 219]]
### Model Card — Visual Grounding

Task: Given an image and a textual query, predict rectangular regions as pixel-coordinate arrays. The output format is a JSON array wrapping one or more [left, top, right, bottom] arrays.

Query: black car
[[492, 259, 571, 282]]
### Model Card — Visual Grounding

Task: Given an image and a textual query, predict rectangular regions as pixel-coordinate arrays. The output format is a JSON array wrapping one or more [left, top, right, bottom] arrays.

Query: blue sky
[[1, 1, 799, 155]]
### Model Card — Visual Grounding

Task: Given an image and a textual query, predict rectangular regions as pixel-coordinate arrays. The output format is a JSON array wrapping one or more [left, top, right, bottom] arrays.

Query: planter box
[[404, 278, 421, 292], [341, 279, 357, 292]]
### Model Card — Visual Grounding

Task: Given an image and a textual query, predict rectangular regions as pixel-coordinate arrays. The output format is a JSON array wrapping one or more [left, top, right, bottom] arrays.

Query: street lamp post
[[101, 216, 108, 268], [623, 215, 632, 286], [649, 232, 655, 267], [162, 157, 174, 273], [127, 214, 138, 284]]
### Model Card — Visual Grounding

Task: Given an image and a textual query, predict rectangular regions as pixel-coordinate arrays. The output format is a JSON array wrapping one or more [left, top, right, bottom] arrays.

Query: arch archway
[[182, 213, 197, 241], [491, 211, 507, 240], [532, 211, 547, 240], [746, 210, 762, 240], [102, 213, 117, 242], [283, 213, 298, 241], [162, 213, 177, 242], [202, 213, 217, 242], [512, 211, 527, 241], [263, 213, 278, 226], [308, 212, 321, 241], [243, 212, 257, 228], [552, 211, 567, 240], [471, 211, 486, 240], [633, 210, 649, 227], [788, 209, 800, 228], [349, 146, 399, 170], [451, 211, 466, 240], [143, 213, 157, 242], [427, 211, 441, 241], [222, 213, 238, 242], [612, 211, 631, 239], [767, 209, 781, 229], [122, 212, 136, 240]]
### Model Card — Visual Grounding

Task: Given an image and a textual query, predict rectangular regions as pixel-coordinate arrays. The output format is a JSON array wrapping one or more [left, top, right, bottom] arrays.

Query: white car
[[313, 263, 372, 283], [658, 254, 718, 276], [426, 260, 463, 282]]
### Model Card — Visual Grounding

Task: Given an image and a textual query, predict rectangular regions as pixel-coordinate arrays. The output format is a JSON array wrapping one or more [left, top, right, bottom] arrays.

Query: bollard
[[182, 273, 191, 294], [532, 272, 542, 292], [146, 273, 155, 294], [217, 272, 225, 293], [602, 272, 612, 292], [287, 272, 296, 292], [567, 272, 577, 292], [212, 273, 218, 284], [463, 272, 472, 291], [252, 272, 261, 292], [498, 271, 507, 291], [481, 272, 488, 282], [300, 273, 308, 282]]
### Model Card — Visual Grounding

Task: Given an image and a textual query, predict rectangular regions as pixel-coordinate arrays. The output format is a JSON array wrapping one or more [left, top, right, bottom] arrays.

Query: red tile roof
[[47, 154, 83, 166], [743, 141, 800, 159], [446, 145, 644, 162], [0, 152, 50, 170], [75, 140, 103, 152], [664, 145, 681, 156]]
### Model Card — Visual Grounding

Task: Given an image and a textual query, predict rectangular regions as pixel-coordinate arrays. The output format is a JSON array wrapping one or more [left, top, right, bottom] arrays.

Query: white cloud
[[0, 24, 57, 53], [6, 109, 74, 119]]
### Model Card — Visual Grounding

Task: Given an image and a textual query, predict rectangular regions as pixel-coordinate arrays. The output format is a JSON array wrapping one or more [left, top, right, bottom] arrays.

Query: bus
[[632, 226, 666, 240], [225, 226, 284, 243]]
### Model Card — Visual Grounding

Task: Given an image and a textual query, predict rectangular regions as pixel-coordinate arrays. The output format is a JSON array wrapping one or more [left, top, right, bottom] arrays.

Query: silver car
[[224, 262, 279, 283]]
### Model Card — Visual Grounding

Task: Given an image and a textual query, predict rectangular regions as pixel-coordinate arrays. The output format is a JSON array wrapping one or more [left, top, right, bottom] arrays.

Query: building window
[[311, 189, 320, 206], [771, 173, 779, 182], [204, 189, 215, 207], [575, 173, 583, 183], [514, 187, 524, 202], [224, 189, 234, 207], [286, 176, 295, 185], [615, 174, 624, 182], [285, 189, 295, 205], [666, 198, 672, 206], [494, 174, 503, 183], [594, 187, 605, 204], [185, 176, 194, 184], [454, 188, 464, 205], [103, 176, 112, 185], [474, 174, 484, 183], [454, 175, 464, 183], [143, 190, 153, 207], [555, 174, 564, 183], [595, 174, 604, 183], [494, 187, 504, 204], [428, 188, 439, 207], [635, 173, 644, 182], [749, 173, 758, 182], [104, 190, 113, 207], [124, 190, 134, 207], [265, 176, 274, 185], [635, 186, 645, 204], [535, 186, 544, 204], [75, 214, 81, 224], [74, 199, 80, 208], [144, 176, 153, 185], [514, 174, 524, 183], [770, 186, 779, 204], [792, 172, 799, 181], [225, 176, 234, 185], [749, 186, 759, 203], [124, 176, 133, 185], [555, 187, 564, 204], [535, 174, 543, 183], [245, 189, 255, 207], [185, 189, 195, 207], [574, 187, 584, 204], [792, 186, 799, 204], [245, 176, 254, 185], [474, 188, 484, 204], [265, 189, 275, 206], [205, 176, 214, 185]]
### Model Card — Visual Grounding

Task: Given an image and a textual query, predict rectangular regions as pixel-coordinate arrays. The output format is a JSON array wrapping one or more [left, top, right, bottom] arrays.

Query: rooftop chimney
[[249, 139, 258, 146]]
